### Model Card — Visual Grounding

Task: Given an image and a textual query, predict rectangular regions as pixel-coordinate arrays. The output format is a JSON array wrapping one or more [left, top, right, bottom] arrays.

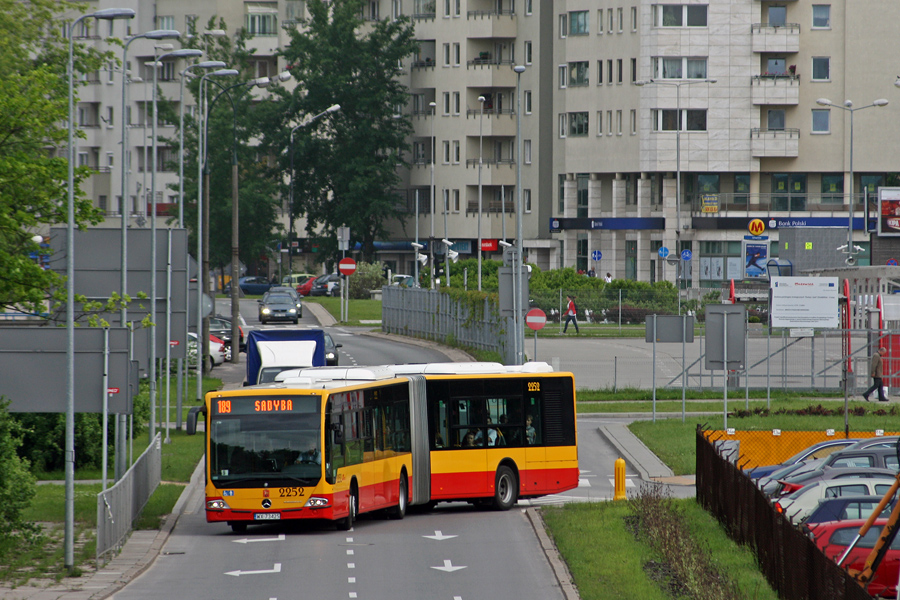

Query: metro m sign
[[748, 219, 766, 236], [481, 239, 498, 252]]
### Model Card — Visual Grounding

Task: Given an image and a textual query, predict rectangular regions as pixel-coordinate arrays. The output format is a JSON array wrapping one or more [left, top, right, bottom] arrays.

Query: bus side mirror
[[186, 406, 206, 436]]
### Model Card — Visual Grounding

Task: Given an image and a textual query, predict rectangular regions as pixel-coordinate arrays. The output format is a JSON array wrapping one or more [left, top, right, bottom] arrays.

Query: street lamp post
[[429, 101, 437, 289], [67, 7, 134, 570], [288, 104, 341, 281], [514, 65, 525, 365], [149, 47, 203, 443], [477, 95, 485, 291], [195, 69, 238, 402], [816, 97, 888, 264]]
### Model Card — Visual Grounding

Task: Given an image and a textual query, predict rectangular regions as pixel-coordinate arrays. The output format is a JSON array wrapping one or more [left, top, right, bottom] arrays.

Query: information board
[[770, 276, 839, 329]]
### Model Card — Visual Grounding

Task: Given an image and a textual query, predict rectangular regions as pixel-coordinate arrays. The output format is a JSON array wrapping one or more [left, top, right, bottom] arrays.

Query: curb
[[526, 508, 581, 600], [597, 424, 674, 480], [358, 330, 476, 363]]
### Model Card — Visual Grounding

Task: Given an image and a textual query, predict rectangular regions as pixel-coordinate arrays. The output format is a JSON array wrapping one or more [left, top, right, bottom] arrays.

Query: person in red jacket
[[563, 295, 579, 334]]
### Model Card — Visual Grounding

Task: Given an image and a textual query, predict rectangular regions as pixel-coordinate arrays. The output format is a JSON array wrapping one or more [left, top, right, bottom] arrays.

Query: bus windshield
[[209, 395, 321, 487]]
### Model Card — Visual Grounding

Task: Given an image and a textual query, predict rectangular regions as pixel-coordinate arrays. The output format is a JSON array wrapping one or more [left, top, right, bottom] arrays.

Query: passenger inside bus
[[462, 430, 479, 447], [525, 414, 536, 444]]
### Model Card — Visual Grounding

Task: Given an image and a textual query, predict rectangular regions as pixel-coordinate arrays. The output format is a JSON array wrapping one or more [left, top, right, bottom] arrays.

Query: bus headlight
[[207, 499, 231, 510], [304, 497, 330, 509]]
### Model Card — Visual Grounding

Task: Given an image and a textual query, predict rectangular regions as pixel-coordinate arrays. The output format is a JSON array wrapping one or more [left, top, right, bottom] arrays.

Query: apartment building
[[66, 1, 900, 285]]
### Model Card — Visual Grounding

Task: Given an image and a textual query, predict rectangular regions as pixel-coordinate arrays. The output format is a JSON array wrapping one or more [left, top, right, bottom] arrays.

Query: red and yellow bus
[[187, 362, 578, 532]]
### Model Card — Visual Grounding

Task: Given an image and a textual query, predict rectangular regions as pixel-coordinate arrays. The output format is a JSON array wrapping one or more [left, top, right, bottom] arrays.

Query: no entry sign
[[525, 308, 546, 331], [338, 257, 357, 276]]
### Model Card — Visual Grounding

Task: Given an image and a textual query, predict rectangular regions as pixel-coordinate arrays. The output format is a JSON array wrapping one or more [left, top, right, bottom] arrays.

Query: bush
[[346, 261, 389, 300], [0, 399, 38, 543]]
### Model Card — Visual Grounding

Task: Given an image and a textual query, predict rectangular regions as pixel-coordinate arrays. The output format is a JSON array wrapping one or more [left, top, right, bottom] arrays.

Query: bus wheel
[[230, 522, 247, 533], [388, 473, 408, 520], [493, 466, 518, 511], [337, 487, 358, 531]]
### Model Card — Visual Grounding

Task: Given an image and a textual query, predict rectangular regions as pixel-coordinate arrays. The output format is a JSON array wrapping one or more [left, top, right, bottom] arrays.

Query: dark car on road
[[209, 315, 245, 353], [310, 273, 341, 297], [263, 286, 303, 317], [324, 332, 342, 366], [231, 276, 273, 296], [258, 292, 299, 324]]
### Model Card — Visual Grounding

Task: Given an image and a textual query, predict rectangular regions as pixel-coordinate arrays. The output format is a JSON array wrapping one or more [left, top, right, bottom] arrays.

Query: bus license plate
[[254, 513, 281, 521]]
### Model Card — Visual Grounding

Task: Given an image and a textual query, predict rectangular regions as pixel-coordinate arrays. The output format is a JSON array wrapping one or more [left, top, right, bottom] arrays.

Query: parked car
[[264, 286, 303, 317], [808, 519, 899, 598], [771, 467, 897, 498], [281, 272, 315, 288], [310, 273, 341, 297], [209, 315, 244, 353], [816, 446, 900, 471], [391, 274, 417, 288], [187, 332, 227, 371], [774, 477, 896, 523], [801, 495, 896, 532], [746, 438, 861, 480], [324, 332, 342, 366], [258, 292, 300, 324], [758, 459, 826, 497], [839, 436, 900, 452], [230, 275, 273, 296], [296, 275, 317, 296]]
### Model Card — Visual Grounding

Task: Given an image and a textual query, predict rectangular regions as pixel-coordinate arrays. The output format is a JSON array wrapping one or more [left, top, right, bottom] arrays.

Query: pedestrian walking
[[604, 272, 612, 283], [563, 295, 579, 334], [863, 346, 889, 402]]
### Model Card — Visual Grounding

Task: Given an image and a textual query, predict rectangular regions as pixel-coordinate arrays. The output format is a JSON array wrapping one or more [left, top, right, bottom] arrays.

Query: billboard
[[877, 187, 900, 237], [770, 276, 840, 329], [742, 236, 770, 279]]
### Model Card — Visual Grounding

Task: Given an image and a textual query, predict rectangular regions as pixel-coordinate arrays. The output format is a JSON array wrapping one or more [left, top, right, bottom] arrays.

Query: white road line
[[578, 478, 591, 487], [347, 563, 355, 569], [607, 478, 637, 487], [347, 549, 354, 555]]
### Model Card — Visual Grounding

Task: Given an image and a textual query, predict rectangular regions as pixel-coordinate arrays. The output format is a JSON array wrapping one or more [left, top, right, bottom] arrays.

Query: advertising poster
[[710, 257, 724, 280], [878, 187, 900, 237], [742, 236, 769, 279], [726, 257, 742, 280], [700, 256, 711, 280]]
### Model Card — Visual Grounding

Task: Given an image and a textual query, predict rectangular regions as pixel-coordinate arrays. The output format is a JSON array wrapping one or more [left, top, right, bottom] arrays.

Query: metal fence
[[96, 433, 161, 565], [696, 427, 874, 600], [382, 286, 512, 361]]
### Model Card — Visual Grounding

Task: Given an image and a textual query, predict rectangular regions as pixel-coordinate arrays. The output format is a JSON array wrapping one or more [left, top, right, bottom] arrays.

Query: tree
[[260, 0, 418, 264], [0, 0, 108, 314], [0, 399, 37, 543], [165, 18, 286, 275]]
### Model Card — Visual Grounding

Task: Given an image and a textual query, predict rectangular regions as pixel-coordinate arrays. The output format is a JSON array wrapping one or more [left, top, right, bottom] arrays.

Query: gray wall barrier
[[96, 433, 161, 564], [382, 287, 512, 362]]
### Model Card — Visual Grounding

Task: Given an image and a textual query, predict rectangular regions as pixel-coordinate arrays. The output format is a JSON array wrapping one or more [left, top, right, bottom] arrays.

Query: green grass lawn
[[304, 296, 384, 324]]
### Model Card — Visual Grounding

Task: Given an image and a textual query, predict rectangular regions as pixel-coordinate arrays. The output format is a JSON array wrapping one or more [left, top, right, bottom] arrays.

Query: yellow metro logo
[[748, 219, 765, 236]]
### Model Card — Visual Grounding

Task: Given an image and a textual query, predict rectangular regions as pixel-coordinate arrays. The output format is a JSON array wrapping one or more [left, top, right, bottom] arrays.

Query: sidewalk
[[4, 314, 674, 599]]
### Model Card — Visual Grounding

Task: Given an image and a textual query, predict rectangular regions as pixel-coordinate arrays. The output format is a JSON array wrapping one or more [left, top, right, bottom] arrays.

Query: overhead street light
[[429, 101, 437, 289], [66, 7, 134, 571], [815, 97, 888, 264], [514, 64, 525, 365], [477, 95, 485, 291]]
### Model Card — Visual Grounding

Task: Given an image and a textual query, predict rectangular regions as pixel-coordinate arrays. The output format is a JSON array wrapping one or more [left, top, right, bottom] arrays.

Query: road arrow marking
[[423, 530, 457, 541], [224, 563, 282, 577], [232, 534, 285, 544], [431, 560, 467, 573]]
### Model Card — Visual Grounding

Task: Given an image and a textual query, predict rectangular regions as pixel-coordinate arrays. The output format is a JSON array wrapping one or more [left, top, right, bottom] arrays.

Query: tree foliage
[[260, 0, 419, 264], [0, 400, 37, 542], [165, 18, 287, 274], [0, 0, 109, 314]]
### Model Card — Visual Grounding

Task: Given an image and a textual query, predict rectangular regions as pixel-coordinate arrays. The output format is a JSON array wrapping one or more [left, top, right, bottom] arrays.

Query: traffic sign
[[338, 257, 357, 276], [658, 247, 669, 258], [525, 308, 546, 331], [889, 258, 898, 266], [591, 250, 602, 261], [681, 249, 693, 261]]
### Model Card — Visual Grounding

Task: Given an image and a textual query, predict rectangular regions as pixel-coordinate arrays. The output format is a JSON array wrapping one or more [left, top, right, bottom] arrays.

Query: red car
[[808, 518, 899, 598], [296, 276, 316, 296]]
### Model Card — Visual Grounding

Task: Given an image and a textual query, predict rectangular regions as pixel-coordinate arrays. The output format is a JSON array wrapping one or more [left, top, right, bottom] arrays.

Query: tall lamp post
[[477, 95, 485, 291], [149, 47, 203, 443], [67, 7, 134, 570], [514, 65, 525, 365], [288, 104, 341, 280], [195, 69, 238, 403], [816, 97, 888, 264], [429, 101, 437, 289]]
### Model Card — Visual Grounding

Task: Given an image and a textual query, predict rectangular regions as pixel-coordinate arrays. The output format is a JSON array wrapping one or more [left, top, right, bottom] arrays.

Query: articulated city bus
[[187, 362, 578, 532]]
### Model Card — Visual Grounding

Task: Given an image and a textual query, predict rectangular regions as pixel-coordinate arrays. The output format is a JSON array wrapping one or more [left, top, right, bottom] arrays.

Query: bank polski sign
[[770, 277, 839, 329]]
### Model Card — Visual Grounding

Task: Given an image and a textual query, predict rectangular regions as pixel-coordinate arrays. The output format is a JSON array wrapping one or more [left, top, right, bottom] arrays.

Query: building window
[[443, 0, 450, 17], [616, 110, 623, 135], [524, 189, 532, 213], [569, 61, 589, 86], [524, 139, 532, 164], [653, 109, 708, 132], [106, 106, 114, 126], [454, 0, 460, 17], [617, 7, 623, 32], [569, 112, 589, 137], [443, 43, 450, 66], [453, 92, 460, 115], [606, 110, 613, 135], [596, 60, 603, 85], [656, 4, 707, 27], [452, 189, 460, 212], [821, 174, 843, 203], [607, 59, 613, 84], [558, 174, 566, 213], [576, 174, 589, 217], [767, 109, 785, 131], [442, 140, 450, 163], [524, 41, 533, 65], [442, 92, 450, 115], [617, 59, 623, 83], [625, 240, 637, 280], [558, 114, 567, 138], [452, 43, 460, 66], [157, 15, 175, 30], [596, 111, 603, 136], [812, 109, 830, 133], [525, 0, 532, 16], [569, 10, 589, 35], [607, 8, 613, 33], [812, 57, 830, 81], [631, 58, 637, 82], [452, 140, 459, 163], [630, 109, 637, 134], [442, 189, 450, 212], [812, 5, 830, 28], [524, 90, 532, 114], [576, 234, 589, 272], [558, 65, 567, 88], [631, 6, 638, 31], [654, 57, 708, 80], [559, 14, 567, 38], [245, 4, 278, 35], [734, 174, 750, 205]]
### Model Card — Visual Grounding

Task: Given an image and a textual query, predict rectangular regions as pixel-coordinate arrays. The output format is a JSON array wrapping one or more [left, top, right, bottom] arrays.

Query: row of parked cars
[[749, 437, 900, 597], [228, 273, 341, 297]]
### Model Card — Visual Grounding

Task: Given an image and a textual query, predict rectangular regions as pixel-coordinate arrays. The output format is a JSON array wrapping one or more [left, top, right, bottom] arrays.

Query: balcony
[[466, 11, 517, 39], [465, 61, 517, 88], [751, 23, 800, 53], [750, 128, 799, 158], [750, 74, 800, 105]]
